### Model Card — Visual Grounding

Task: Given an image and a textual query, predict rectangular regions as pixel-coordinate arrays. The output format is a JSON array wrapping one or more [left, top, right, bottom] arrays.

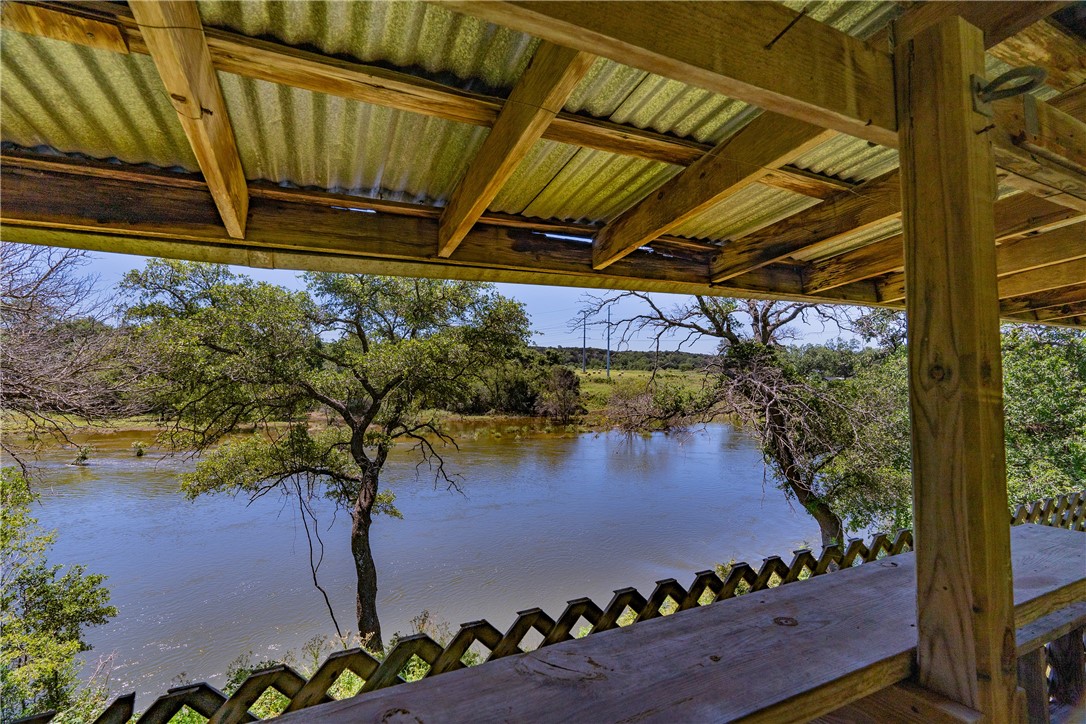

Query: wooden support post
[[897, 15, 1018, 720], [1016, 648, 1050, 723], [1048, 626, 1085, 707]]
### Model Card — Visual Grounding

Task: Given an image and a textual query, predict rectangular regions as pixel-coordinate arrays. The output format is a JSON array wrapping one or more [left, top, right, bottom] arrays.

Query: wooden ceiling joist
[[444, 1, 899, 146], [128, 0, 248, 239], [710, 171, 901, 283], [0, 1, 852, 204], [592, 113, 835, 270], [803, 204, 1085, 294], [1000, 284, 1086, 315], [438, 42, 595, 258]]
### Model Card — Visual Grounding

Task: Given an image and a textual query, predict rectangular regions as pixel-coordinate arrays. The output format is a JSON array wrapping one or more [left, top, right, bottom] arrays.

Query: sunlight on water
[[26, 422, 820, 696]]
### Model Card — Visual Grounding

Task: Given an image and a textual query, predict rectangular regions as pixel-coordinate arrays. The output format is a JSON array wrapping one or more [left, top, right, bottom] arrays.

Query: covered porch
[[2, 0, 1085, 721]]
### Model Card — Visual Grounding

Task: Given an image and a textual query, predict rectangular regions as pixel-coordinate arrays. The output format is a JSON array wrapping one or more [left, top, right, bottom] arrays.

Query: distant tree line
[[535, 345, 713, 371]]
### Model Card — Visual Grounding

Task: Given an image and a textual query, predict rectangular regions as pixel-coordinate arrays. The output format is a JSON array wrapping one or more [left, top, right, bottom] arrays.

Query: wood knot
[[773, 616, 798, 627], [928, 364, 947, 381]]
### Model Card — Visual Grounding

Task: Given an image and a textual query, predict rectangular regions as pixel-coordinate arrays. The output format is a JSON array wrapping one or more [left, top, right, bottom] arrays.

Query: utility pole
[[582, 312, 590, 373], [606, 306, 611, 379]]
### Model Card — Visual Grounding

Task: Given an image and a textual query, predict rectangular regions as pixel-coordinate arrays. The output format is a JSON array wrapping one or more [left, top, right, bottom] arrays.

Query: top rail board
[[277, 524, 1084, 723]]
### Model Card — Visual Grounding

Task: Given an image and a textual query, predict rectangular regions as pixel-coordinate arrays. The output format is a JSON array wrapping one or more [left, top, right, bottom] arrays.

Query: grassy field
[[577, 367, 707, 413]]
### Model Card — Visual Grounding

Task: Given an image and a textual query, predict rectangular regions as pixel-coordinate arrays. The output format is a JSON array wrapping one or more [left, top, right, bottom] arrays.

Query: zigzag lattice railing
[[18, 491, 1085, 724]]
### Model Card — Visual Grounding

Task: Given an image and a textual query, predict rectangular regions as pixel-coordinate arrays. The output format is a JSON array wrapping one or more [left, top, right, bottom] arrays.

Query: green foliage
[[1, 468, 116, 721], [1001, 326, 1086, 504], [535, 366, 584, 424]]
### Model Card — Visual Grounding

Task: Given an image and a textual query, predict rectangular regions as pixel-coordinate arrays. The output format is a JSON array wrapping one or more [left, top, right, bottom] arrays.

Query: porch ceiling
[[0, 0, 1083, 325]]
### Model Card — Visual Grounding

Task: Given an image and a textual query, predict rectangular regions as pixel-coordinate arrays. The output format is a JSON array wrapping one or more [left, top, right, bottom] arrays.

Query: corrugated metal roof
[[0, 29, 196, 170], [672, 183, 820, 242], [793, 217, 903, 263], [197, 0, 538, 94], [791, 134, 900, 184], [219, 72, 487, 204]]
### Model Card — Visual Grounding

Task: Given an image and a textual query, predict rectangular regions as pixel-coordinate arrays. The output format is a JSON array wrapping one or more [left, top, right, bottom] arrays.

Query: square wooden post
[[896, 15, 1018, 720]]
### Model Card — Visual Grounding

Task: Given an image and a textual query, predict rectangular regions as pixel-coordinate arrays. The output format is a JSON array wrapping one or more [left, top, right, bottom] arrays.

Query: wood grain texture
[[0, 1, 128, 52], [1, 162, 873, 305], [805, 218, 1085, 294], [129, 0, 248, 239], [990, 18, 1086, 94], [443, 1, 898, 146], [710, 171, 901, 282], [262, 525, 1083, 724], [1000, 283, 1086, 315], [593, 113, 834, 269], [897, 15, 1017, 717], [438, 42, 594, 258]]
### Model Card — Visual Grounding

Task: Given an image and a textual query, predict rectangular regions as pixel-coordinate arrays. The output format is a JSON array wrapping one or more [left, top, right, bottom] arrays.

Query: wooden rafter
[[128, 0, 248, 238], [1000, 284, 1086, 315], [444, 1, 898, 146], [0, 1, 850, 203], [802, 204, 1085, 294], [592, 114, 835, 269], [710, 171, 901, 283], [438, 42, 594, 258]]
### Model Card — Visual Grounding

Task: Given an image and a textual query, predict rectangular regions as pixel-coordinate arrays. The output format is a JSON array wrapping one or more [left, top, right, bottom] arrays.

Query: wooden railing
[[17, 492, 1085, 724]]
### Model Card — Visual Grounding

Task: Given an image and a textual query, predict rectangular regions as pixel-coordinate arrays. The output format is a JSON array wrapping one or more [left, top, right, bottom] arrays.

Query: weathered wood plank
[[1000, 284, 1086, 315], [710, 171, 901, 282], [438, 42, 594, 258], [0, 1, 128, 53], [594, 113, 835, 269], [443, 1, 898, 146], [805, 219, 1086, 294], [898, 15, 1017, 717], [128, 0, 248, 239], [989, 18, 1086, 95], [268, 525, 1084, 724], [1, 162, 885, 306]]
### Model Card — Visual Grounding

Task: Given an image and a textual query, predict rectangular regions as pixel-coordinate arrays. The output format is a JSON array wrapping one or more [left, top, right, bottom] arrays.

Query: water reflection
[[25, 423, 820, 696]]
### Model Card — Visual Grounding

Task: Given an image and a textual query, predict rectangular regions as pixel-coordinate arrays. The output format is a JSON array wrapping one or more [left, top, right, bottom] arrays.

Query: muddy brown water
[[22, 421, 822, 697]]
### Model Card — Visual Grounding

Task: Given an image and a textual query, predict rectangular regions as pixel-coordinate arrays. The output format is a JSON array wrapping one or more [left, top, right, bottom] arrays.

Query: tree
[[584, 293, 861, 547], [121, 262, 530, 648], [0, 467, 117, 721], [0, 244, 139, 467], [535, 366, 583, 424]]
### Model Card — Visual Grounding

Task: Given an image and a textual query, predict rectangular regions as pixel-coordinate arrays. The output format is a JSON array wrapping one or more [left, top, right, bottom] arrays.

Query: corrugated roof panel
[[519, 149, 682, 225], [0, 30, 196, 170], [197, 0, 538, 94], [219, 72, 487, 204], [791, 134, 899, 184], [488, 138, 579, 216], [794, 217, 903, 263], [672, 184, 820, 242]]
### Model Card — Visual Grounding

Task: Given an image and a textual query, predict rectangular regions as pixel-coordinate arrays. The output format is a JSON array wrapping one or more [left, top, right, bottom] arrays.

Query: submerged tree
[[121, 262, 529, 648], [583, 293, 867, 547]]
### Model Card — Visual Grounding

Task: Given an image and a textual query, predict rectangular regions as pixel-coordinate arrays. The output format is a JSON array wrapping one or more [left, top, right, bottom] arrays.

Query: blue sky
[[82, 250, 850, 353]]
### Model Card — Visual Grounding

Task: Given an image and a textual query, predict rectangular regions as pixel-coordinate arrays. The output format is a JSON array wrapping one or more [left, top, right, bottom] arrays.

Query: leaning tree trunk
[[351, 471, 383, 652], [763, 400, 845, 550]]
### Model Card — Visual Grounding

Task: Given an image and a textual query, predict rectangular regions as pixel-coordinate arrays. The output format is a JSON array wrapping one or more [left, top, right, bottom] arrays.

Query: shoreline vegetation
[[2, 366, 715, 445]]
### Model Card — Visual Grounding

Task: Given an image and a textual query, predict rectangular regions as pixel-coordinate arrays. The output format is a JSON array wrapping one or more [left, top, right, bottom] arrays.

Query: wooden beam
[[992, 96, 1086, 206], [438, 43, 594, 258], [997, 258, 1086, 299], [803, 208, 1085, 293], [989, 18, 1086, 95], [710, 171, 901, 282], [897, 15, 1017, 717], [0, 1, 128, 53], [894, 2, 1069, 47], [1000, 284, 1086, 315], [0, 160, 891, 307], [443, 1, 898, 146], [128, 0, 248, 239], [593, 113, 835, 269], [1015, 300, 1086, 322]]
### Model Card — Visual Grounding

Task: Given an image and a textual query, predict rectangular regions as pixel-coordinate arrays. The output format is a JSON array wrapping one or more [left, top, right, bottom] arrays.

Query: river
[[25, 421, 821, 698]]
